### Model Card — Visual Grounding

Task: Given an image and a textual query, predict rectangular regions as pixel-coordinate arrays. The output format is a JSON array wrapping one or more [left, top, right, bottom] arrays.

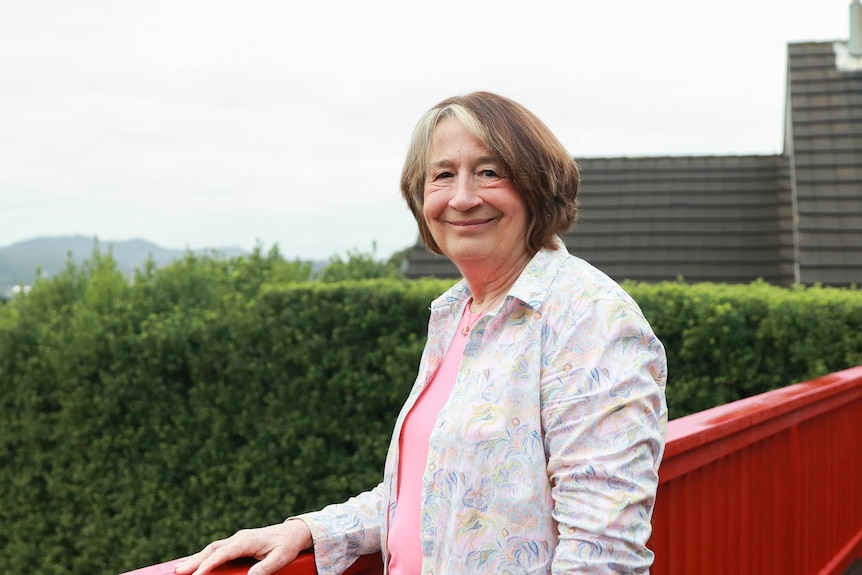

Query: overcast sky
[[0, 0, 854, 260]]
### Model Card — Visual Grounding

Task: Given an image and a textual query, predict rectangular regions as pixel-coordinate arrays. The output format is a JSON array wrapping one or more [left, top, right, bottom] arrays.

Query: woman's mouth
[[449, 217, 493, 230]]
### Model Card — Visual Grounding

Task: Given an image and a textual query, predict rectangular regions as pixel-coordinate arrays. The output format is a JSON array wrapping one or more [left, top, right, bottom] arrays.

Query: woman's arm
[[294, 482, 388, 575], [542, 296, 668, 574], [175, 482, 387, 575]]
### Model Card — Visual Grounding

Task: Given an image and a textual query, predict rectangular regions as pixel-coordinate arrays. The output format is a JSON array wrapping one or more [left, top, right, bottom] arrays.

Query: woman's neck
[[460, 250, 532, 310]]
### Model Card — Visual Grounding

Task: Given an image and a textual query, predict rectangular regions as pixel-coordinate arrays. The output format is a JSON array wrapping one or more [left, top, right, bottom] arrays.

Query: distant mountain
[[0, 235, 245, 295]]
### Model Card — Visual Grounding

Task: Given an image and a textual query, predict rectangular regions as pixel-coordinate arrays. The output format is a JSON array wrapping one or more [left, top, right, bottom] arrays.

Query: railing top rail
[[664, 365, 862, 459]]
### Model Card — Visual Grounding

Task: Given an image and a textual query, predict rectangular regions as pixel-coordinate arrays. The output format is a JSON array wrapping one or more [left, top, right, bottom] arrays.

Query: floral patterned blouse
[[297, 239, 668, 574]]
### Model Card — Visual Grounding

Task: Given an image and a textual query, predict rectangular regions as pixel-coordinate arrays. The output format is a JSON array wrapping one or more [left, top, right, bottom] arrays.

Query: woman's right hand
[[174, 519, 313, 575]]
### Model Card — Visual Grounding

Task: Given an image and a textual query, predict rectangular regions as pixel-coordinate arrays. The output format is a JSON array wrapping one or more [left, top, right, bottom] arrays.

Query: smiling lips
[[448, 217, 496, 229]]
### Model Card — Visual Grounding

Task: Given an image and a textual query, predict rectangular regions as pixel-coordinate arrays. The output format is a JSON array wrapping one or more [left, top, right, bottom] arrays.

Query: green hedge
[[629, 280, 862, 417], [0, 252, 860, 574]]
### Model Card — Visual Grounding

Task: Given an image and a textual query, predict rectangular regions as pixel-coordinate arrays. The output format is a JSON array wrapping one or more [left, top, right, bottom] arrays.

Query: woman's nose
[[448, 174, 482, 211]]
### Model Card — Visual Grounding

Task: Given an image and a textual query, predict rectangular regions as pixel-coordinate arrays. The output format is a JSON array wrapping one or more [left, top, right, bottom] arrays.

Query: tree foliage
[[316, 243, 404, 282]]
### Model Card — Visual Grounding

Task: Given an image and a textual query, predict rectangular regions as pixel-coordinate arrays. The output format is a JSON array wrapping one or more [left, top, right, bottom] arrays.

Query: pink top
[[387, 305, 473, 575]]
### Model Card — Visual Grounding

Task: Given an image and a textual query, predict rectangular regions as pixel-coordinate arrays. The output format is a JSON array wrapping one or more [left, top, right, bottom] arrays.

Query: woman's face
[[422, 117, 530, 273]]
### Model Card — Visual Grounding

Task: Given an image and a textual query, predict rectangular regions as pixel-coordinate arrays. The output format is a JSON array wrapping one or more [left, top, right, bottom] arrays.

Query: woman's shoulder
[[554, 252, 629, 298], [512, 244, 634, 313], [546, 251, 648, 320]]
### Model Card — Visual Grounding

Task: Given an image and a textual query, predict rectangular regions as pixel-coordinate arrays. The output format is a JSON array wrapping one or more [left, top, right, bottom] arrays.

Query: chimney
[[852, 0, 862, 56]]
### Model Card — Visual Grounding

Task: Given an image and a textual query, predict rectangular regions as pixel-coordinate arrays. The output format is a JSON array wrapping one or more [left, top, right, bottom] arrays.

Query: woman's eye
[[435, 172, 453, 180], [480, 169, 499, 178]]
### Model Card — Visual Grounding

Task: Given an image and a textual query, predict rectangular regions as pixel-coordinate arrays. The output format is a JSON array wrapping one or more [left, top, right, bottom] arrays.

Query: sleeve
[[293, 482, 386, 575], [541, 295, 668, 575]]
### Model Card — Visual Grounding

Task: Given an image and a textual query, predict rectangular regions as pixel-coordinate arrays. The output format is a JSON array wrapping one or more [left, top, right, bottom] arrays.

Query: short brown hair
[[400, 91, 580, 255]]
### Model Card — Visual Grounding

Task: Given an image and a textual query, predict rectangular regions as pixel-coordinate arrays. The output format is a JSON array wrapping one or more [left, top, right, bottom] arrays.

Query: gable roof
[[562, 154, 794, 285]]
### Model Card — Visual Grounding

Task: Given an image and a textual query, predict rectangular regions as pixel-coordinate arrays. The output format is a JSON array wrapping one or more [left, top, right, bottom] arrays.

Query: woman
[[176, 92, 667, 575]]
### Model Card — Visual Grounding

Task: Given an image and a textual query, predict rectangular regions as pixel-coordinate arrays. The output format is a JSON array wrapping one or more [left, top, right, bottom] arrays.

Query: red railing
[[124, 366, 862, 575], [650, 365, 862, 575]]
